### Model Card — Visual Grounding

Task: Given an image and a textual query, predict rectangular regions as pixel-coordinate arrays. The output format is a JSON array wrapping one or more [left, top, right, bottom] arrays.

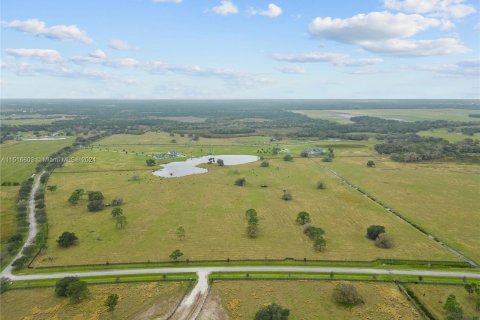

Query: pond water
[[152, 155, 259, 178]]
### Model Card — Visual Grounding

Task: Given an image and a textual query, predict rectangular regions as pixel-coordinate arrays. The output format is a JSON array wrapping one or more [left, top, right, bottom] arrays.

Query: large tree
[[296, 211, 311, 225], [366, 225, 385, 240], [66, 279, 89, 303], [57, 232, 78, 248], [255, 303, 290, 320]]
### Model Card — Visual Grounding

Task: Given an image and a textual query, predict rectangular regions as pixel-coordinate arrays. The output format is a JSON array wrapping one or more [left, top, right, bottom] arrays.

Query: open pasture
[[0, 137, 74, 182], [207, 280, 420, 320], [294, 108, 479, 123], [0, 281, 188, 320], [33, 134, 456, 267], [326, 154, 480, 263]]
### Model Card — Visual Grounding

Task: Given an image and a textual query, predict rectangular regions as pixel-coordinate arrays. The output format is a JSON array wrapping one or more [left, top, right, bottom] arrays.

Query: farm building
[[302, 148, 327, 155]]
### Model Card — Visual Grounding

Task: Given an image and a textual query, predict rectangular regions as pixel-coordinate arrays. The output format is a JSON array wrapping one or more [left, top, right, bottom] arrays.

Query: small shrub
[[260, 160, 269, 167], [375, 233, 394, 249], [333, 282, 364, 306], [282, 190, 292, 201], [283, 154, 293, 161], [234, 177, 246, 186]]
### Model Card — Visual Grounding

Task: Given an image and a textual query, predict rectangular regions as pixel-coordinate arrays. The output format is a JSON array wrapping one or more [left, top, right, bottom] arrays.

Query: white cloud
[[1, 18, 92, 44], [276, 65, 305, 74], [4, 48, 61, 63], [90, 49, 107, 59], [152, 0, 182, 3], [212, 1, 239, 16], [474, 23, 480, 32], [309, 12, 441, 43], [70, 52, 139, 68], [147, 61, 272, 86], [384, 0, 476, 19], [308, 11, 470, 56], [415, 58, 480, 76], [271, 51, 384, 66], [362, 38, 470, 56], [109, 39, 132, 50], [105, 58, 140, 68], [250, 3, 283, 18]]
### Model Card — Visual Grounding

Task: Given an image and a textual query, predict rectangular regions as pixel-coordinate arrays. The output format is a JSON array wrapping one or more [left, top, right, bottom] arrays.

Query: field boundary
[[27, 257, 471, 271]]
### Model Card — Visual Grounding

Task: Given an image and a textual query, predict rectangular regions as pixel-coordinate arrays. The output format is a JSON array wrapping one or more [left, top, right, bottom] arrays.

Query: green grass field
[[32, 133, 457, 267], [405, 283, 480, 319], [294, 109, 479, 123], [0, 137, 74, 182], [0, 281, 188, 320], [209, 280, 420, 320], [418, 128, 480, 142], [0, 187, 18, 246], [325, 153, 480, 263]]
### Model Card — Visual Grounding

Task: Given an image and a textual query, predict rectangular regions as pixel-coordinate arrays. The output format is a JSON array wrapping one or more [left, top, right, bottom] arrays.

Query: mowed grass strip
[[326, 155, 480, 263], [36, 153, 455, 266], [209, 280, 421, 320], [0, 137, 74, 182], [0, 187, 18, 246], [0, 281, 188, 320]]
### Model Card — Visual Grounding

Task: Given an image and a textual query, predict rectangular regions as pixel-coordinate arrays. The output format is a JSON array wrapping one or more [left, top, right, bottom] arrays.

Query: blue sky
[[1, 0, 479, 98]]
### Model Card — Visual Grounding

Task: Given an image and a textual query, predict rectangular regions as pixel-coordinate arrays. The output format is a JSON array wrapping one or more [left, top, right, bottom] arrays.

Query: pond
[[152, 155, 259, 178]]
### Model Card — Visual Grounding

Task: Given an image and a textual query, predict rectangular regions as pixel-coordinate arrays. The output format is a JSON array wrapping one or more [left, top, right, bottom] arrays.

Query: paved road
[[1, 172, 44, 278], [6, 266, 480, 281]]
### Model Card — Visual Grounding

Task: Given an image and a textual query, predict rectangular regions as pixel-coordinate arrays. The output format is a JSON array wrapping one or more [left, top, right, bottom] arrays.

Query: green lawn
[[209, 280, 421, 320], [33, 136, 455, 267], [294, 109, 480, 123], [0, 137, 74, 182], [0, 281, 188, 320]]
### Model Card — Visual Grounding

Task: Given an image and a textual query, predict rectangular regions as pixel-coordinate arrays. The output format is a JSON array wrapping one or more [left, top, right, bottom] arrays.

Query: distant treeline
[[375, 134, 480, 162]]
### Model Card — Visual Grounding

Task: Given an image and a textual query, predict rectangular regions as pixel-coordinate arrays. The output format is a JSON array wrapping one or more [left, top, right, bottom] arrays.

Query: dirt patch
[[198, 290, 229, 320]]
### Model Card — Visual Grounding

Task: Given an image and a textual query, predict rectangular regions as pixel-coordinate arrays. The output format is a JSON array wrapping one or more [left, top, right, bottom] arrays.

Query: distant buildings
[[153, 151, 183, 160], [302, 148, 327, 155]]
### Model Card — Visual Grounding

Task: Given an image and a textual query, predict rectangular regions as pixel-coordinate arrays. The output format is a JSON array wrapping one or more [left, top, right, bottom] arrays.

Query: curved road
[[1, 172, 44, 278]]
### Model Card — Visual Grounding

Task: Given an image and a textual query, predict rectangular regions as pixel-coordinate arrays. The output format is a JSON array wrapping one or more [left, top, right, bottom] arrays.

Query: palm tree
[[111, 207, 123, 218]]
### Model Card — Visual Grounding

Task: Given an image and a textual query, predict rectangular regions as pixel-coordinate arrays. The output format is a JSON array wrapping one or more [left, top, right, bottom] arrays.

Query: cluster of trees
[[111, 207, 127, 229], [296, 212, 326, 251], [146, 159, 156, 166], [55, 277, 89, 303], [245, 209, 259, 238], [366, 225, 394, 249], [87, 191, 105, 212], [375, 134, 480, 162], [464, 283, 480, 312]]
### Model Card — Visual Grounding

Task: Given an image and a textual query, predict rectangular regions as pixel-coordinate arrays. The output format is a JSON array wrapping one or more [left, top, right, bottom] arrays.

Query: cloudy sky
[[1, 0, 479, 99]]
